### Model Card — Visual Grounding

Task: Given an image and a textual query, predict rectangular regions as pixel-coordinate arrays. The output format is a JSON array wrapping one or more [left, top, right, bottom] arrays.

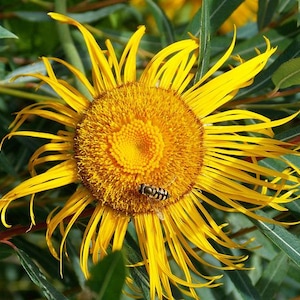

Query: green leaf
[[272, 57, 300, 89], [65, 239, 86, 288], [193, 0, 211, 83], [226, 213, 279, 261], [0, 25, 18, 39], [238, 28, 300, 98], [225, 269, 262, 300], [298, 0, 300, 27], [251, 211, 300, 268], [14, 11, 50, 22], [286, 199, 300, 221], [210, 0, 244, 33], [287, 262, 300, 286], [145, 0, 175, 46], [16, 248, 69, 300], [231, 20, 300, 61], [68, 4, 126, 23], [186, 0, 243, 36], [86, 250, 126, 300], [3, 61, 47, 83], [258, 0, 279, 30], [274, 124, 300, 142], [214, 243, 262, 300], [13, 237, 78, 284], [0, 151, 18, 176], [255, 251, 289, 299]]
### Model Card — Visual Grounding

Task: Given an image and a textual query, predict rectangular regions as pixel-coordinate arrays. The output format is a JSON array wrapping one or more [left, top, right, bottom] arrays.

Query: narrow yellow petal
[[140, 39, 198, 90], [48, 13, 117, 92], [1, 131, 72, 150], [80, 205, 104, 278], [184, 38, 276, 117], [46, 57, 95, 97], [8, 101, 80, 131], [119, 25, 146, 83], [1, 160, 77, 227]]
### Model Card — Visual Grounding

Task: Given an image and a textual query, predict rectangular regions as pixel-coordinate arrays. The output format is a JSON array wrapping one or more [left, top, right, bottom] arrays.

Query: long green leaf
[[193, 0, 211, 83], [145, 0, 175, 46], [13, 237, 63, 281], [251, 211, 300, 268], [258, 0, 279, 30], [13, 237, 81, 289], [125, 232, 151, 300], [286, 200, 300, 219], [272, 57, 300, 89], [186, 0, 243, 37], [255, 251, 289, 299], [225, 269, 261, 300], [237, 27, 300, 98], [16, 248, 69, 300], [0, 243, 14, 259], [298, 0, 300, 27], [68, 4, 126, 23], [0, 25, 18, 39], [210, 0, 244, 33], [274, 124, 300, 142], [213, 243, 261, 300], [0, 152, 18, 176]]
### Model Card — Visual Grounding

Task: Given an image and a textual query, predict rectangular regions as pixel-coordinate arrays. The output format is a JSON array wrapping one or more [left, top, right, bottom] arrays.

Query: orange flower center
[[108, 119, 164, 175], [74, 83, 204, 216]]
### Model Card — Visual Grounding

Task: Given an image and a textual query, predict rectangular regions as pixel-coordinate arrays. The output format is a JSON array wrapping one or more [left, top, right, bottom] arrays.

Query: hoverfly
[[138, 184, 170, 200], [138, 182, 173, 221]]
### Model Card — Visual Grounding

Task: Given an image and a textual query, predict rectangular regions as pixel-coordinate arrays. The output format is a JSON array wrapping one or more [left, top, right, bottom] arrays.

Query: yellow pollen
[[74, 83, 204, 216], [108, 120, 164, 174]]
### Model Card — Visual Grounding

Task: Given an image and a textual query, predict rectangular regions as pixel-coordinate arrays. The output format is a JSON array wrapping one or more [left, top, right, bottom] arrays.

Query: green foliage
[[0, 26, 18, 39], [251, 211, 300, 268], [272, 57, 300, 89], [193, 0, 211, 82], [255, 252, 289, 299], [16, 248, 69, 300], [145, 0, 175, 45], [1, 0, 300, 299], [86, 251, 126, 300]]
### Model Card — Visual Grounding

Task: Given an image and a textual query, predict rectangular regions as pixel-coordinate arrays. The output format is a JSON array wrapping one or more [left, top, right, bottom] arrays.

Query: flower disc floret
[[74, 83, 204, 215], [108, 119, 165, 174]]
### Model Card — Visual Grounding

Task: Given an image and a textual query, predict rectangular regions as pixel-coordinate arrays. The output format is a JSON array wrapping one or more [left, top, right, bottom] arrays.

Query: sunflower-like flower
[[1, 13, 299, 299]]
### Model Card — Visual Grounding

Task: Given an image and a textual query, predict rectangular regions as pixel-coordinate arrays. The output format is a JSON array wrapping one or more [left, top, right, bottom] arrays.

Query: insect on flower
[[138, 178, 176, 220], [138, 184, 169, 220], [138, 184, 170, 200]]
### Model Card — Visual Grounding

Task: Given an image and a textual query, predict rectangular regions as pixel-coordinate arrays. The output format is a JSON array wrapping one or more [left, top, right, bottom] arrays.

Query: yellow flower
[[1, 12, 299, 299]]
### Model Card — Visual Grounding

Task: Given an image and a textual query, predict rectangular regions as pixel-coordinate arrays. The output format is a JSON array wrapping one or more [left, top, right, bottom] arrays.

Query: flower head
[[1, 13, 299, 299]]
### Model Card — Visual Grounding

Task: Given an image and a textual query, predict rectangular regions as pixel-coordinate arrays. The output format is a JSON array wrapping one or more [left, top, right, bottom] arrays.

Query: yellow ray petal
[[119, 25, 146, 83], [48, 13, 117, 92], [140, 39, 198, 90], [0, 160, 78, 227], [185, 39, 276, 117]]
